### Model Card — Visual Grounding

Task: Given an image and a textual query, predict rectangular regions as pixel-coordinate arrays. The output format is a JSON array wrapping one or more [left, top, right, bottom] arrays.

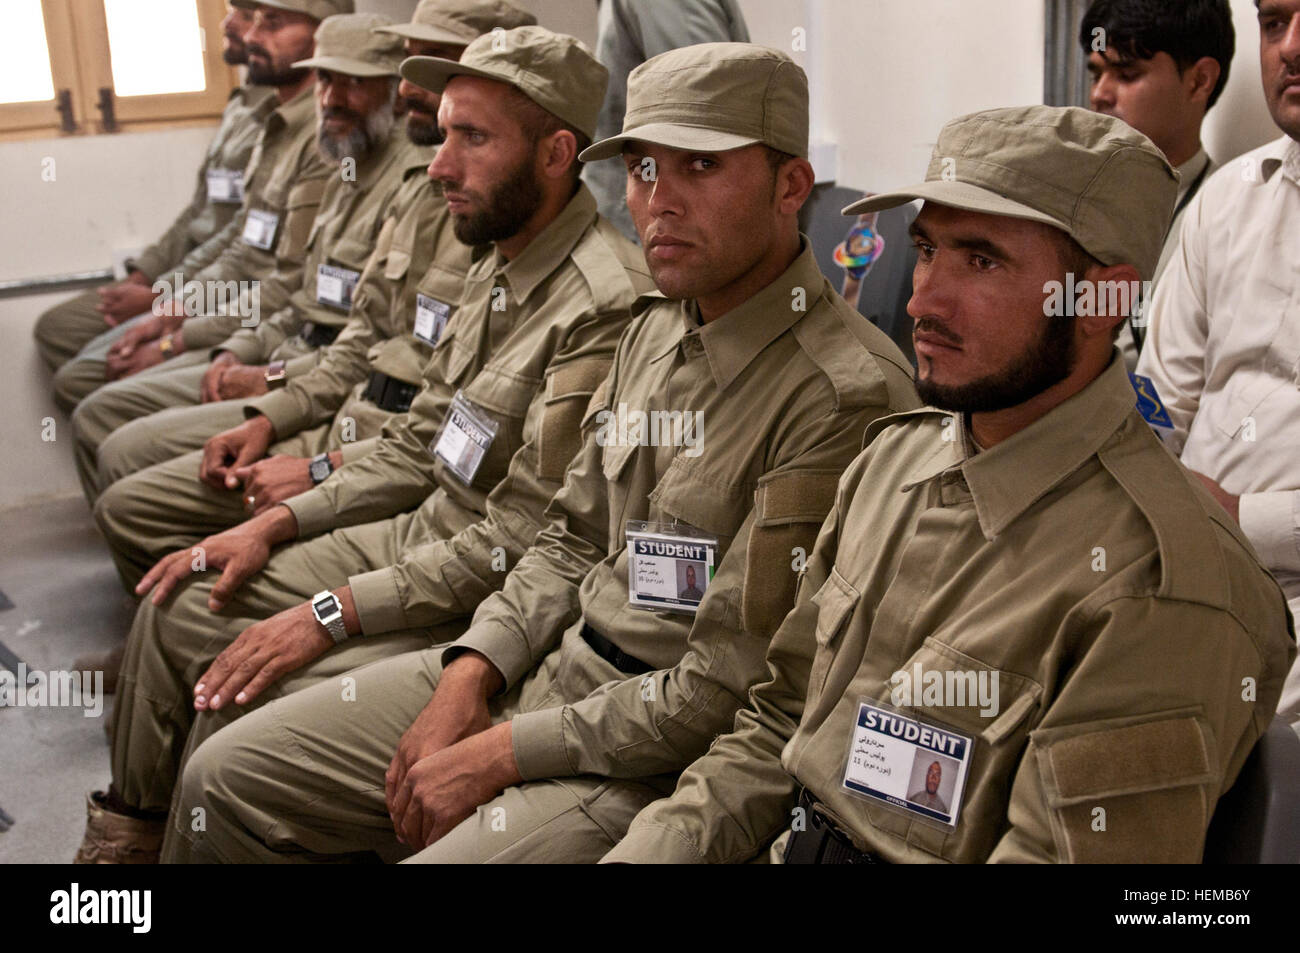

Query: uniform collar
[[471, 184, 598, 305], [268, 83, 316, 133], [1259, 135, 1300, 187], [649, 236, 824, 391], [901, 355, 1138, 540]]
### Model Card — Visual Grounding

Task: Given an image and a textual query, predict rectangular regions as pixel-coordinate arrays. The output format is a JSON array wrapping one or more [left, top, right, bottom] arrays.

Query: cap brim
[[375, 23, 474, 46], [579, 123, 760, 162], [400, 55, 507, 94], [843, 180, 1068, 232], [294, 54, 398, 77], [232, 0, 314, 16]]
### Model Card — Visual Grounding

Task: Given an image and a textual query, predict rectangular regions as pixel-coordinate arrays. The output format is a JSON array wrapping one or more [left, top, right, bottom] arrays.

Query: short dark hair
[[504, 86, 591, 188], [1079, 0, 1235, 110]]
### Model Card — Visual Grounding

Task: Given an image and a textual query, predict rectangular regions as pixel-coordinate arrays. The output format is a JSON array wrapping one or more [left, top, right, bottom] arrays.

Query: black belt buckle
[[363, 370, 418, 413], [784, 788, 880, 864], [579, 622, 654, 675]]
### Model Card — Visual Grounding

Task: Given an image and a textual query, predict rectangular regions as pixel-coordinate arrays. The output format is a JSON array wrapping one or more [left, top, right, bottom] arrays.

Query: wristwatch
[[309, 452, 334, 485], [158, 332, 175, 357], [265, 359, 287, 390], [310, 590, 347, 644]]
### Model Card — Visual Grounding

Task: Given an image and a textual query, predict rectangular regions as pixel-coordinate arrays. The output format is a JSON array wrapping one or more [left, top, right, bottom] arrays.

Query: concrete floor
[[0, 493, 136, 863]]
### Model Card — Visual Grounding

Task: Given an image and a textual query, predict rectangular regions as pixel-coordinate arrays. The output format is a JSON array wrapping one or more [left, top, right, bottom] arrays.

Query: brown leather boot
[[72, 791, 163, 864]]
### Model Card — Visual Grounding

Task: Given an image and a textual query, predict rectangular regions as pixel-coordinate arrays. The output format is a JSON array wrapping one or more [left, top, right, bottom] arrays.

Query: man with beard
[[68, 12, 417, 507], [49, 0, 348, 412], [89, 0, 533, 595], [1138, 0, 1300, 721], [73, 26, 653, 864], [601, 106, 1295, 865], [165, 42, 919, 866], [33, 3, 276, 374]]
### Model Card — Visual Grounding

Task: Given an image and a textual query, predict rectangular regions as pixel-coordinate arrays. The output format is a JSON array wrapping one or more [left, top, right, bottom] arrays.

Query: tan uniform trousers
[[162, 625, 671, 864], [93, 392, 392, 589], [72, 335, 315, 502], [110, 512, 462, 819], [35, 287, 112, 373]]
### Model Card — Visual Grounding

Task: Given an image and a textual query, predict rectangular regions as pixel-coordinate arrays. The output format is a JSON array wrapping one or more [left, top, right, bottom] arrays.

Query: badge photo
[[431, 391, 499, 485], [625, 520, 718, 615], [840, 701, 972, 828]]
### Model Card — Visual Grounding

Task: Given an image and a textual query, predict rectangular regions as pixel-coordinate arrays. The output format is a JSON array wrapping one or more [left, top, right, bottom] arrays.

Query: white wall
[[739, 0, 1044, 192], [0, 127, 214, 283]]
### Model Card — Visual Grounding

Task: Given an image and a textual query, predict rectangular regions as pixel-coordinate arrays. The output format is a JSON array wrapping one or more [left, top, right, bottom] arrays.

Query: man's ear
[[1077, 262, 1142, 338], [1184, 55, 1221, 109], [777, 157, 816, 216], [539, 129, 578, 183]]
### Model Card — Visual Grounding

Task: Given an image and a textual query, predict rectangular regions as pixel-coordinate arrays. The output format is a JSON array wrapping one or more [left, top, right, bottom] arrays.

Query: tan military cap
[[845, 106, 1179, 281], [580, 43, 808, 162], [231, 0, 354, 21], [293, 13, 404, 78], [401, 26, 607, 139], [376, 0, 536, 46]]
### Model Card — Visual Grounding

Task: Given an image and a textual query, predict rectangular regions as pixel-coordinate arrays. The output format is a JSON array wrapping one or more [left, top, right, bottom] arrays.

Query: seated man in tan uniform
[[602, 106, 1297, 865], [163, 42, 918, 865], [74, 26, 650, 865]]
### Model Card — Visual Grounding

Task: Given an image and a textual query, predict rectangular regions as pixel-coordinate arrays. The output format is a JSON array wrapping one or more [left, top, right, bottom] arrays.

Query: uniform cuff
[[246, 390, 307, 440], [601, 823, 707, 864], [510, 707, 572, 780], [1239, 491, 1300, 573], [212, 332, 262, 364], [443, 620, 535, 691], [282, 487, 337, 538], [349, 567, 406, 636]]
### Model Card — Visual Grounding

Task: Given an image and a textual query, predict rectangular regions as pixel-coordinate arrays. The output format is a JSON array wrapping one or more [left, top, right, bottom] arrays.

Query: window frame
[[0, 0, 239, 140]]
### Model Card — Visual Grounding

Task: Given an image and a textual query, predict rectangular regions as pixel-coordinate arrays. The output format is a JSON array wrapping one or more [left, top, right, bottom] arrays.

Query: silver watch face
[[310, 458, 330, 482]]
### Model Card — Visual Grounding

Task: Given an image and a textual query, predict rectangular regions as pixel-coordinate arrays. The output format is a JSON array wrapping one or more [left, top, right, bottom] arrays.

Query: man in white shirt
[[1138, 0, 1300, 719], [1081, 0, 1234, 368]]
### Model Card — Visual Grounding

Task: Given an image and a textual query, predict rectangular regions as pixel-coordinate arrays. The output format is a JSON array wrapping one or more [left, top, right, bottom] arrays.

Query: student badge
[[625, 521, 717, 615], [841, 702, 973, 828], [316, 264, 361, 312], [432, 391, 498, 485]]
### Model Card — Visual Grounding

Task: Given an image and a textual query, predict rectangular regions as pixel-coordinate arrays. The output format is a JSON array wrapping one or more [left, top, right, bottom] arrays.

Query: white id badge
[[414, 294, 451, 347], [206, 169, 244, 204], [625, 521, 717, 615], [841, 701, 972, 829], [241, 209, 280, 250], [316, 264, 361, 311], [432, 391, 498, 485]]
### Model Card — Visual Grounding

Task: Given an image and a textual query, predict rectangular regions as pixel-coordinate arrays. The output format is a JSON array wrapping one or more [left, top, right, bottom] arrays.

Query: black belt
[[783, 788, 882, 864], [580, 622, 653, 675], [299, 321, 340, 348], [363, 370, 418, 413]]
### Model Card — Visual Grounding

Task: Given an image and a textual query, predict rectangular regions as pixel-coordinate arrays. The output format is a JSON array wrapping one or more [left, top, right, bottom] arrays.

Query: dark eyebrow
[[908, 221, 1012, 260], [448, 121, 485, 136]]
